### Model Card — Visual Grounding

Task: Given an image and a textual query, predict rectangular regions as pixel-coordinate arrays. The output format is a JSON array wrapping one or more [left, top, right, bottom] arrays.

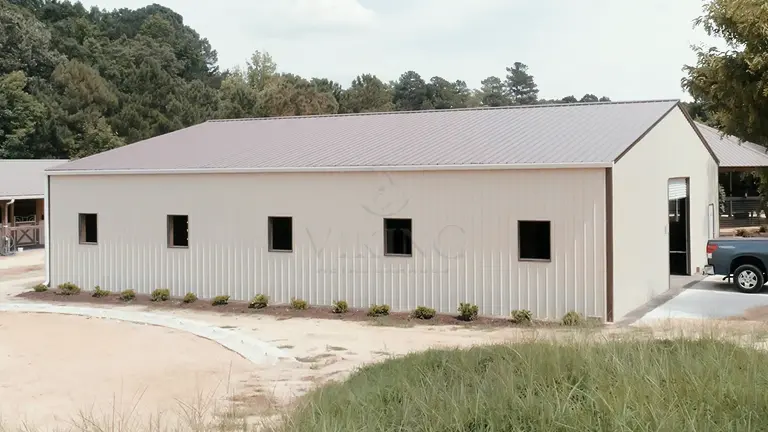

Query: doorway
[[668, 178, 690, 276]]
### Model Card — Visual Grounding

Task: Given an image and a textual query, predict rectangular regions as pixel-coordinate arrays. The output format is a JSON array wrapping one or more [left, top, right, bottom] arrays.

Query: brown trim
[[679, 104, 721, 165], [613, 103, 680, 163], [605, 167, 614, 323]]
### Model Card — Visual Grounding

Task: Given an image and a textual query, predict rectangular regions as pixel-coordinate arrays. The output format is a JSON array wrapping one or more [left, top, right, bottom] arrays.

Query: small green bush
[[458, 302, 479, 321], [562, 311, 584, 326], [183, 292, 198, 303], [760, 225, 767, 233], [57, 282, 81, 296], [92, 286, 110, 298], [212, 295, 230, 306], [412, 306, 436, 320], [119, 289, 136, 302], [367, 304, 390, 317], [150, 288, 171, 302], [33, 284, 48, 293], [249, 294, 269, 309], [510, 309, 533, 324], [291, 298, 308, 310], [332, 300, 349, 314]]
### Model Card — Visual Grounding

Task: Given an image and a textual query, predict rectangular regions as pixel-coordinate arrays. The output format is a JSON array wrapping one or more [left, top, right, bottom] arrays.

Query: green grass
[[277, 338, 768, 431]]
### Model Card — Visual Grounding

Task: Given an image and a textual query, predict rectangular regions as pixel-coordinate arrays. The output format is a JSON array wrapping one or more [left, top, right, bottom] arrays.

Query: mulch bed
[[16, 289, 570, 329]]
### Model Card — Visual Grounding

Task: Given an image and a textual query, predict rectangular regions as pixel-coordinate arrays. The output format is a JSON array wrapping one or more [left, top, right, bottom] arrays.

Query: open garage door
[[668, 178, 690, 276]]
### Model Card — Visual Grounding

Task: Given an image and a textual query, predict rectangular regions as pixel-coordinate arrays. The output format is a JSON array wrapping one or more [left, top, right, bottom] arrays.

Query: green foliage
[[150, 288, 170, 302], [249, 294, 268, 309], [182, 292, 197, 303], [119, 289, 136, 301], [32, 283, 48, 292], [411, 306, 436, 320], [0, 1, 610, 158], [212, 295, 230, 306], [367, 304, 390, 317], [57, 282, 80, 295], [332, 300, 349, 314], [510, 309, 533, 324], [92, 286, 110, 298], [291, 298, 308, 310], [279, 339, 768, 431], [457, 303, 479, 321], [561, 311, 584, 326]]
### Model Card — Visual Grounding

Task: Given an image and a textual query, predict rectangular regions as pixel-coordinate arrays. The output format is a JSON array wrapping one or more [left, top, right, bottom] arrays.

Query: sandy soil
[[0, 312, 256, 430]]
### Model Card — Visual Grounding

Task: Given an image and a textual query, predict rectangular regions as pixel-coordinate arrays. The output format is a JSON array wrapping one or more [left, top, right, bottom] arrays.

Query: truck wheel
[[733, 264, 766, 293]]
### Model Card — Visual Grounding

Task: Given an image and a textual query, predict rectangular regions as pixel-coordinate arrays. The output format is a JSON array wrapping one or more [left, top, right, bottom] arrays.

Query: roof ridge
[[208, 99, 680, 123]]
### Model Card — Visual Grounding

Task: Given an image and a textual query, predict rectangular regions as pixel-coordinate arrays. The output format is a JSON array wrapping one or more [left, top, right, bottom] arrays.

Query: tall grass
[[277, 337, 768, 431]]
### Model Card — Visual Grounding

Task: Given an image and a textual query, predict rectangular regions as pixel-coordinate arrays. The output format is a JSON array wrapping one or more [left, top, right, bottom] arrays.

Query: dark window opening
[[168, 215, 189, 248], [518, 220, 551, 261], [269, 217, 293, 252], [79, 213, 98, 244], [384, 218, 412, 256]]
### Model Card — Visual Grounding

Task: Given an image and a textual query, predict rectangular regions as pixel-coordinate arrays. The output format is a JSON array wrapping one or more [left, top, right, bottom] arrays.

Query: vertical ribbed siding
[[49, 169, 606, 320]]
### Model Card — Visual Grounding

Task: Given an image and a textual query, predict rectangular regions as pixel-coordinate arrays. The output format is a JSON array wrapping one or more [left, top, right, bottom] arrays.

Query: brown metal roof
[[49, 100, 682, 172], [696, 122, 768, 168], [0, 159, 68, 198]]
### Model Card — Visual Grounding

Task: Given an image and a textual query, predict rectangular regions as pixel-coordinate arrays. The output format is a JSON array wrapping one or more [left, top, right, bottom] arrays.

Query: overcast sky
[[78, 0, 725, 101]]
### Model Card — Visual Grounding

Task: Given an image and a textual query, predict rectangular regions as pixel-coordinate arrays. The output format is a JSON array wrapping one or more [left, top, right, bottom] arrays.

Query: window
[[167, 215, 189, 248], [518, 220, 551, 261], [268, 216, 293, 252], [78, 213, 98, 244], [384, 218, 412, 256]]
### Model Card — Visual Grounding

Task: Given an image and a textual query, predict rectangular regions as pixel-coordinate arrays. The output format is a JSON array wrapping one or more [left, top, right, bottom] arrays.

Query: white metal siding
[[49, 169, 607, 320], [612, 107, 719, 319]]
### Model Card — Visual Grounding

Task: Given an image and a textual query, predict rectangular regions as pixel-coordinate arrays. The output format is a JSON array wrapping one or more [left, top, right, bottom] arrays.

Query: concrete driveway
[[639, 276, 768, 322]]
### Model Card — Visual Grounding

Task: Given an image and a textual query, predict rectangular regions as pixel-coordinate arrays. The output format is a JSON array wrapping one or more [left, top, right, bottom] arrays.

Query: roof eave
[[46, 162, 613, 176]]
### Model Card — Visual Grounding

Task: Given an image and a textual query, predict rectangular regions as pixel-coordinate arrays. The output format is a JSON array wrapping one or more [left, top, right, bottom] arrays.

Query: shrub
[[249, 294, 268, 309], [92, 286, 110, 298], [760, 225, 767, 233], [183, 292, 198, 304], [332, 300, 349, 314], [57, 282, 80, 296], [32, 284, 48, 293], [212, 295, 230, 306], [457, 303, 479, 321], [367, 304, 390, 317], [119, 289, 136, 302], [562, 311, 584, 326], [510, 309, 533, 324], [291, 298, 308, 310], [150, 288, 170, 302], [411, 306, 436, 320]]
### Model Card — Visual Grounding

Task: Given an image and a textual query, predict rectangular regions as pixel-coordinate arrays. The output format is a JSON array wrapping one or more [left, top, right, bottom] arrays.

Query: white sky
[[78, 0, 726, 101]]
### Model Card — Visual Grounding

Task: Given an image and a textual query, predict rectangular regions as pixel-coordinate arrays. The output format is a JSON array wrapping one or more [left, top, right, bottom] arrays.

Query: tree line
[[0, 0, 611, 160]]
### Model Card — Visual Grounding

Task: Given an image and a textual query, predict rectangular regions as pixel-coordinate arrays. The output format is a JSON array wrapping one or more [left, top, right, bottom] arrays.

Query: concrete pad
[[638, 276, 768, 323]]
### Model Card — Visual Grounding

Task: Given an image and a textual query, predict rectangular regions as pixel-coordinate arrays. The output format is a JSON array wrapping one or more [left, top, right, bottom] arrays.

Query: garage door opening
[[669, 177, 690, 276]]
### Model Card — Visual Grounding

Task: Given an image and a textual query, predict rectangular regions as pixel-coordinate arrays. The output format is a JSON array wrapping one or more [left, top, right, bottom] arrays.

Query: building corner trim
[[44, 174, 51, 287], [605, 167, 614, 323]]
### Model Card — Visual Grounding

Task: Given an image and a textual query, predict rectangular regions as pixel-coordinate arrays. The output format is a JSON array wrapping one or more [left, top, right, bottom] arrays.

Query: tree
[[246, 50, 277, 92], [504, 62, 539, 105], [257, 73, 338, 117], [560, 95, 578, 103], [393, 71, 432, 111], [0, 71, 46, 158], [580, 94, 599, 103], [478, 76, 509, 107], [340, 74, 393, 113], [683, 0, 768, 145], [0, 1, 62, 77]]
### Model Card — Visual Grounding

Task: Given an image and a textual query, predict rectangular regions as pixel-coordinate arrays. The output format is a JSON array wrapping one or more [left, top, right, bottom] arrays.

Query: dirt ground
[[4, 250, 768, 429], [0, 312, 256, 430]]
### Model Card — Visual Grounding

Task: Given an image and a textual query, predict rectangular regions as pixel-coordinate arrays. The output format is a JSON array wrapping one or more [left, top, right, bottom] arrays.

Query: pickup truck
[[705, 238, 768, 293]]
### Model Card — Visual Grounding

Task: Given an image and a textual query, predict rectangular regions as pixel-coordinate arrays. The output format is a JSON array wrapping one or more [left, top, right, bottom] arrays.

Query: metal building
[[44, 100, 719, 322]]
